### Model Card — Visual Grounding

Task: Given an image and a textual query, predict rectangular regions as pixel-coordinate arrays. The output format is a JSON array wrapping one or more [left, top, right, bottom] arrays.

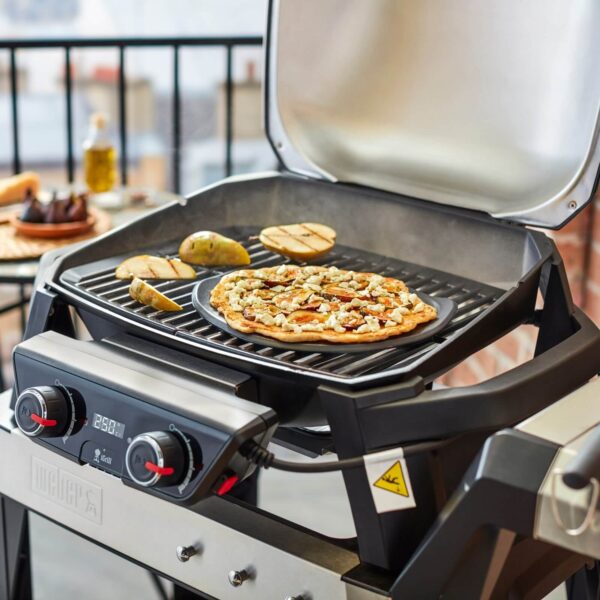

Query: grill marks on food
[[263, 225, 328, 253], [115, 255, 196, 280], [259, 223, 337, 261]]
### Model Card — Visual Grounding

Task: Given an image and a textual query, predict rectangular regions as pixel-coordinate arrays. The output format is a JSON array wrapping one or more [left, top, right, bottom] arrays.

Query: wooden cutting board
[[0, 208, 111, 261]]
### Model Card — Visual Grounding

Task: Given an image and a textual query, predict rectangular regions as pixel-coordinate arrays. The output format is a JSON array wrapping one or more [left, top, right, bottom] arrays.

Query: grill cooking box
[[4, 1, 600, 598]]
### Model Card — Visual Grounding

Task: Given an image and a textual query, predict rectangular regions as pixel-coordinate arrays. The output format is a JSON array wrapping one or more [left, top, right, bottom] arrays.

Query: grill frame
[[21, 167, 600, 578], [58, 225, 525, 389]]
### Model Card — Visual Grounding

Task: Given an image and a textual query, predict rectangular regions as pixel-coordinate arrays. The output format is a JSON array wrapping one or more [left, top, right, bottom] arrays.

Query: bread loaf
[[0, 172, 40, 206]]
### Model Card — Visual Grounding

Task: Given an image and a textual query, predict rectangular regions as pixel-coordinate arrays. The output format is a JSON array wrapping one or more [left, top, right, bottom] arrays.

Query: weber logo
[[31, 457, 102, 524]]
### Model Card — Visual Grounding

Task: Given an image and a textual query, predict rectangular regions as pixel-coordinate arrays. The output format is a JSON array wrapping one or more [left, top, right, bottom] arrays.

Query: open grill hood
[[265, 0, 600, 229]]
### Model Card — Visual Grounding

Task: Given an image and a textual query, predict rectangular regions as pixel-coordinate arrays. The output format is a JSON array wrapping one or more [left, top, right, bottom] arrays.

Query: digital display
[[91, 412, 125, 439]]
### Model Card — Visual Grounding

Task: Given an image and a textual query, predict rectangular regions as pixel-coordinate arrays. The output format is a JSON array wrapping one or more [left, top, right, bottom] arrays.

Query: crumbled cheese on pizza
[[306, 275, 323, 284], [299, 323, 325, 332], [256, 312, 275, 326], [363, 315, 381, 332], [389, 308, 405, 323], [350, 298, 368, 307], [303, 283, 321, 292], [367, 303, 385, 313]]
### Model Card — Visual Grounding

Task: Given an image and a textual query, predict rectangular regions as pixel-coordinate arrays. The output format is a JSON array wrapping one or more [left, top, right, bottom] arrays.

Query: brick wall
[[440, 195, 600, 387]]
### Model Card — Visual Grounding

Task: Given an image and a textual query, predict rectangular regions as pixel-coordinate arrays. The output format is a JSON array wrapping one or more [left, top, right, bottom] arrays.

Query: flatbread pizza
[[210, 265, 437, 344]]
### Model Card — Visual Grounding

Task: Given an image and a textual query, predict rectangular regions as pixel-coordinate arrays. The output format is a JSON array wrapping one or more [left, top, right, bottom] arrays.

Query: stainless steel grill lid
[[265, 0, 600, 228]]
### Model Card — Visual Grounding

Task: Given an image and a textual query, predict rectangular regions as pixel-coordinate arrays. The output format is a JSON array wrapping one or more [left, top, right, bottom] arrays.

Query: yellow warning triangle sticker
[[373, 461, 409, 497]]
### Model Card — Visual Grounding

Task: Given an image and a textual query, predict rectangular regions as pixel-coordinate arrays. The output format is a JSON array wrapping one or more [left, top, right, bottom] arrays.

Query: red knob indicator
[[144, 461, 175, 477], [30, 413, 58, 428]]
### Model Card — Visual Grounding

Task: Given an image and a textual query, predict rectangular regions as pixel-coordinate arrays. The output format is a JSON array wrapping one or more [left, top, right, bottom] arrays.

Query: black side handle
[[357, 307, 600, 449], [563, 425, 600, 490]]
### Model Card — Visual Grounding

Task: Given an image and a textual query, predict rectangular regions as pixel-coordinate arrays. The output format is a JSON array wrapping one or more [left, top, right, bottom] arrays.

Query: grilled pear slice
[[116, 255, 196, 280], [179, 231, 250, 266], [129, 278, 182, 312], [259, 223, 336, 261]]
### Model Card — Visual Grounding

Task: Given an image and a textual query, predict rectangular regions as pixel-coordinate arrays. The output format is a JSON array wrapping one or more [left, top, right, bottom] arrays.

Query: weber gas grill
[[3, 1, 600, 598]]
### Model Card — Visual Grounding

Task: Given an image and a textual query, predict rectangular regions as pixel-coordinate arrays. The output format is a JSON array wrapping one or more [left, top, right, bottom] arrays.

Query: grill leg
[[566, 564, 600, 600], [0, 496, 32, 600], [323, 392, 438, 572]]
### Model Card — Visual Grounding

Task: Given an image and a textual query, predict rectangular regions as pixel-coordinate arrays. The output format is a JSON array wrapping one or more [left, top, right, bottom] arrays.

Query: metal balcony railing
[[0, 36, 264, 193]]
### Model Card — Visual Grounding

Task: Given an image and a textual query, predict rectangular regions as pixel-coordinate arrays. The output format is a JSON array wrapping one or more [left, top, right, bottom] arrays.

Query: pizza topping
[[322, 285, 358, 302], [256, 312, 276, 326], [288, 310, 328, 325], [366, 303, 386, 313]]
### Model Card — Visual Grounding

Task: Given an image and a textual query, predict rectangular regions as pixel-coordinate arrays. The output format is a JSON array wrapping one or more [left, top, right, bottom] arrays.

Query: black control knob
[[14, 386, 70, 438], [125, 431, 185, 488]]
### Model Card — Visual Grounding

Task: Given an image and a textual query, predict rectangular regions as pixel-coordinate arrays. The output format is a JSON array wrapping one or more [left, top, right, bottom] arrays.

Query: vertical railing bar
[[64, 46, 74, 183], [118, 45, 128, 186], [9, 48, 20, 175], [225, 44, 234, 177], [172, 44, 181, 194]]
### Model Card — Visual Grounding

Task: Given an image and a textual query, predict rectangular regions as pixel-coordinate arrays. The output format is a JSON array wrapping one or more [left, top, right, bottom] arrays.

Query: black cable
[[241, 438, 452, 473]]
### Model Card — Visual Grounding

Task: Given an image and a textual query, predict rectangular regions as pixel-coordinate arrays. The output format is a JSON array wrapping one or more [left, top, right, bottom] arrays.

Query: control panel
[[12, 332, 277, 504]]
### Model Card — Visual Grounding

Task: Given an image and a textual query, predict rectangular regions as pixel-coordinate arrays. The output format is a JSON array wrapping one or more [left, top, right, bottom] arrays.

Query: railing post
[[9, 48, 21, 175], [64, 46, 74, 183], [172, 45, 181, 194], [118, 45, 128, 186], [225, 44, 234, 177]]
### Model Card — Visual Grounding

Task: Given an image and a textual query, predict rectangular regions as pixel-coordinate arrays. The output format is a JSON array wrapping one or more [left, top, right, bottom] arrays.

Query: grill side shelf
[[59, 228, 503, 381]]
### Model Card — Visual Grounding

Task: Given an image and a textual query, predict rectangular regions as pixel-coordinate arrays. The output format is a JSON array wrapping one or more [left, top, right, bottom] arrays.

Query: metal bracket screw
[[176, 545, 198, 563], [228, 569, 250, 587]]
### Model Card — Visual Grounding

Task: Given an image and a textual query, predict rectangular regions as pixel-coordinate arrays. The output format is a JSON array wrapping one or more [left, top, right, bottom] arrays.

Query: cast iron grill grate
[[65, 227, 503, 380]]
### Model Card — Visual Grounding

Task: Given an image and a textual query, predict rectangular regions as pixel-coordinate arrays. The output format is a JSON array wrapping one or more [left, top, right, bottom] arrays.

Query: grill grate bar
[[332, 347, 405, 375], [78, 267, 117, 286]]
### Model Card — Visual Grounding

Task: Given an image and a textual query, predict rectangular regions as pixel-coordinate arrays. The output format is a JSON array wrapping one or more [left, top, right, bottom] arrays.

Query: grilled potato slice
[[179, 231, 250, 266], [259, 223, 336, 261], [116, 255, 196, 280], [128, 278, 182, 312]]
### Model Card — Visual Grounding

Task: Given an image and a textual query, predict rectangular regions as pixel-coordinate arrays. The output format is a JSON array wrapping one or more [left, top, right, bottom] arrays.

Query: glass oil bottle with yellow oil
[[83, 113, 117, 193]]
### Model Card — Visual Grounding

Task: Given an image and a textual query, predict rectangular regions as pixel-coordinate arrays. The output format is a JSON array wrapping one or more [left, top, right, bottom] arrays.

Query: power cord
[[241, 438, 451, 473]]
